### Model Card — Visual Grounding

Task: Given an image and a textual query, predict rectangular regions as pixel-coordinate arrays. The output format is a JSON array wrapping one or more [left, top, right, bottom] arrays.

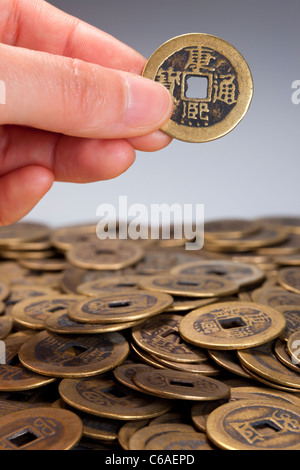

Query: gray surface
[[24, 0, 300, 227]]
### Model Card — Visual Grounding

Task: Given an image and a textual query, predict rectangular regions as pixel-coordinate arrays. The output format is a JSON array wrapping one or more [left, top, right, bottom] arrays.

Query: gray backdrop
[[24, 0, 300, 227]]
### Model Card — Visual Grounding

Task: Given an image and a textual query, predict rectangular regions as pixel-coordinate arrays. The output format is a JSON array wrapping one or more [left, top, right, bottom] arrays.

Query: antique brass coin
[[191, 400, 227, 432], [0, 407, 82, 450], [134, 369, 230, 401], [60, 267, 112, 294], [152, 354, 221, 376], [252, 287, 300, 307], [275, 305, 300, 341], [118, 419, 151, 450], [11, 294, 83, 330], [5, 285, 56, 307], [58, 374, 172, 420], [258, 216, 300, 234], [171, 260, 264, 288], [135, 249, 200, 275], [179, 301, 286, 350], [274, 338, 300, 373], [238, 341, 300, 389], [19, 256, 69, 271], [68, 290, 173, 324], [0, 222, 51, 246], [0, 335, 55, 391], [257, 233, 300, 256], [287, 330, 300, 366], [145, 431, 214, 450], [113, 363, 155, 392], [230, 386, 300, 409], [44, 310, 142, 335], [206, 399, 300, 450], [51, 224, 97, 251], [0, 316, 13, 339], [130, 341, 165, 369], [131, 313, 209, 363], [76, 275, 143, 296], [143, 33, 253, 143], [0, 248, 55, 260], [276, 254, 300, 267], [149, 410, 191, 426], [207, 349, 252, 378], [138, 274, 239, 297], [204, 219, 261, 240], [277, 267, 300, 294], [128, 423, 195, 450], [165, 295, 219, 312], [66, 240, 144, 270], [18, 330, 129, 378]]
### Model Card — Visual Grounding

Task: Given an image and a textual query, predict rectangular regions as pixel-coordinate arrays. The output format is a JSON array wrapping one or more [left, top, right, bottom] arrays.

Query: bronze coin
[[58, 374, 172, 420], [5, 285, 57, 307], [151, 354, 221, 376], [68, 290, 173, 324], [275, 305, 300, 341], [171, 260, 264, 288], [138, 274, 239, 297], [19, 257, 69, 271], [128, 423, 196, 450], [132, 313, 209, 363], [134, 369, 230, 401], [179, 301, 286, 350], [165, 296, 219, 312], [206, 399, 300, 450], [51, 224, 97, 251], [276, 254, 300, 267], [60, 266, 113, 294], [18, 330, 129, 378], [118, 419, 151, 450], [0, 222, 51, 246], [143, 33, 253, 143], [204, 219, 261, 240], [11, 294, 84, 330], [0, 407, 82, 450], [277, 267, 300, 294], [207, 349, 252, 378], [238, 341, 300, 389], [113, 363, 155, 392], [252, 287, 300, 308], [76, 275, 143, 296], [66, 240, 144, 270], [145, 430, 215, 450]]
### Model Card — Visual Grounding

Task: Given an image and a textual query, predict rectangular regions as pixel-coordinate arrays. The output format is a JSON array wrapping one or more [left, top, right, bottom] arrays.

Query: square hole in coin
[[251, 420, 281, 437], [108, 300, 132, 308], [169, 379, 195, 388], [60, 344, 88, 357], [8, 429, 39, 448], [219, 317, 247, 330], [185, 75, 208, 99], [104, 386, 129, 399]]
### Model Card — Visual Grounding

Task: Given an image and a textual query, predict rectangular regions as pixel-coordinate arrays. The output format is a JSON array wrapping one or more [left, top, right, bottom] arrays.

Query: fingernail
[[123, 75, 173, 129]]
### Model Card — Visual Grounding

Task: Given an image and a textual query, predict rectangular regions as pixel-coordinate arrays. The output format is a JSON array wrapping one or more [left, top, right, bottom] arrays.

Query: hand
[[0, 0, 173, 225]]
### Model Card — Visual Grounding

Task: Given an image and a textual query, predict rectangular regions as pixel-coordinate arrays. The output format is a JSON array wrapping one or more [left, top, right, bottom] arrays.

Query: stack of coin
[[0, 218, 299, 450]]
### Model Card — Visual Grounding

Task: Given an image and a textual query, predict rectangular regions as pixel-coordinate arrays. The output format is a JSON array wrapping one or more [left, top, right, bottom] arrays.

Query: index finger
[[1, 0, 146, 73]]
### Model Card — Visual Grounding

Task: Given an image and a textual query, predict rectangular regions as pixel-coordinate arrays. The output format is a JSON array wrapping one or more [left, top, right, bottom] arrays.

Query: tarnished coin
[[18, 257, 69, 271], [0, 335, 55, 391], [151, 355, 221, 376], [204, 219, 261, 240], [76, 275, 143, 296], [60, 267, 113, 294], [165, 295, 219, 312], [230, 386, 300, 409], [5, 285, 57, 307], [143, 33, 253, 143], [275, 305, 300, 341], [128, 423, 196, 450], [18, 330, 129, 378], [118, 419, 151, 450], [113, 363, 155, 392], [171, 260, 264, 288], [207, 349, 252, 378], [134, 369, 230, 401], [131, 313, 209, 363], [252, 287, 300, 307], [44, 310, 143, 335], [51, 224, 97, 251], [145, 430, 214, 450], [0, 222, 51, 246], [179, 301, 286, 350], [276, 254, 300, 267], [287, 330, 300, 366], [68, 290, 173, 324], [138, 274, 239, 297], [66, 240, 144, 270], [274, 338, 300, 373], [135, 249, 200, 275], [277, 267, 300, 294], [11, 294, 84, 330], [191, 400, 228, 432], [0, 407, 82, 450], [237, 341, 300, 389], [130, 341, 165, 369], [58, 374, 172, 420], [206, 399, 300, 450]]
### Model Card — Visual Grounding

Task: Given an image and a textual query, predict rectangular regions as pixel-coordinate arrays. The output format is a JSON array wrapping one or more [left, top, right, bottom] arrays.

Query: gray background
[[24, 0, 300, 227]]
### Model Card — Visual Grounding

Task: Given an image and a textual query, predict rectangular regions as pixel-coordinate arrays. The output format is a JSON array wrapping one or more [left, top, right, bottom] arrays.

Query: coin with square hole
[[68, 290, 173, 324], [18, 330, 129, 378], [138, 274, 239, 297], [58, 374, 172, 420], [206, 399, 300, 450], [76, 275, 144, 296], [133, 369, 230, 401], [179, 301, 286, 350], [132, 313, 209, 363], [0, 407, 82, 450]]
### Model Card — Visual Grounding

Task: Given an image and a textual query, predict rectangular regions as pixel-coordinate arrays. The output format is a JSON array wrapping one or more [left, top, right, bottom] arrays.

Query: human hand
[[0, 0, 173, 225]]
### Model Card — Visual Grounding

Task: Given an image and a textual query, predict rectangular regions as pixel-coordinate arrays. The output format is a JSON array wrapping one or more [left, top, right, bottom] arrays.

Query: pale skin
[[0, 0, 174, 225]]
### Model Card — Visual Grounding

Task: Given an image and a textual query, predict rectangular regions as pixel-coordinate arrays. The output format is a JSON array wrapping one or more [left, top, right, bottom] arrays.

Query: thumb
[[0, 43, 173, 139]]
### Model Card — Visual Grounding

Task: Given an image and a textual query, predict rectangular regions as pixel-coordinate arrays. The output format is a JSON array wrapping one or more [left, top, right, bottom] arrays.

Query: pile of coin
[[0, 218, 300, 450]]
